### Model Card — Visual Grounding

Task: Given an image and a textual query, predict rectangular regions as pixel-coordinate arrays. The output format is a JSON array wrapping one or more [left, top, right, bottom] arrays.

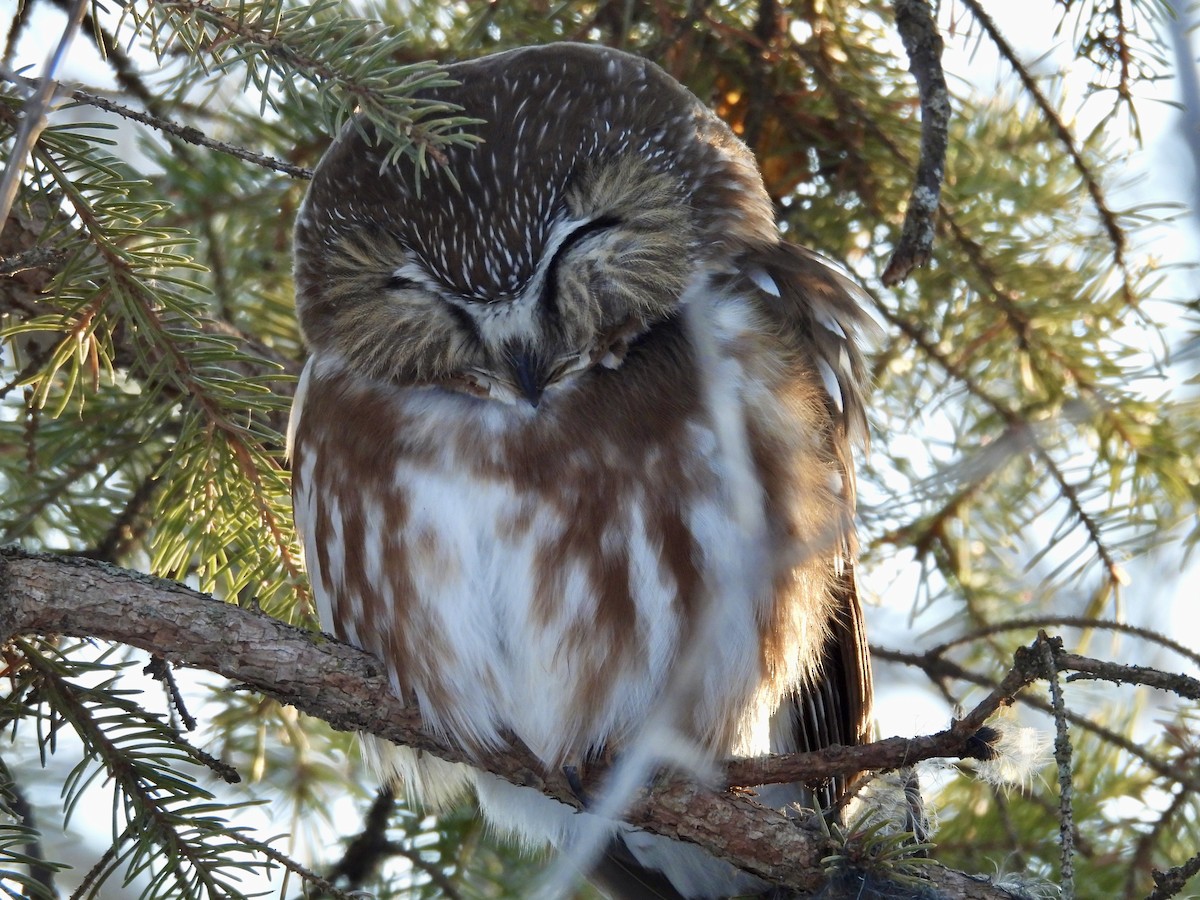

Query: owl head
[[293, 43, 786, 407]]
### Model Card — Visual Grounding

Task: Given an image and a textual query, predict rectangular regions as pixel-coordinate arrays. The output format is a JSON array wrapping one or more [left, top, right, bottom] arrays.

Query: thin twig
[[1147, 850, 1200, 900], [958, 0, 1128, 290], [0, 0, 88, 238], [1060, 653, 1200, 700], [314, 787, 398, 894], [1, 69, 314, 179], [304, 786, 465, 900], [724, 634, 1049, 788], [926, 616, 1200, 670], [68, 88, 313, 179], [68, 833, 122, 900], [873, 645, 1200, 793], [0, 246, 69, 275], [883, 0, 950, 284], [236, 831, 365, 900], [1042, 636, 1074, 900], [144, 656, 199, 731]]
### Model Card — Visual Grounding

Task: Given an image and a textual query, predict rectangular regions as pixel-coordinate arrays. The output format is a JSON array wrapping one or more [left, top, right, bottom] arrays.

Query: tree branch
[[1060, 653, 1200, 701], [882, 0, 949, 285], [0, 547, 1035, 898], [66, 87, 313, 180], [957, 0, 1128, 286], [0, 0, 88, 238]]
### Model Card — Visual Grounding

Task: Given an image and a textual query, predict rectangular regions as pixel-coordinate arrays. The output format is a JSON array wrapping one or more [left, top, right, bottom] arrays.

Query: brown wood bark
[[0, 547, 1026, 898]]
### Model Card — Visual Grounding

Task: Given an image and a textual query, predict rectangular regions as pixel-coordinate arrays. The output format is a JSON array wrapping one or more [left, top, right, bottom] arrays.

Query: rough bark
[[0, 547, 1028, 898]]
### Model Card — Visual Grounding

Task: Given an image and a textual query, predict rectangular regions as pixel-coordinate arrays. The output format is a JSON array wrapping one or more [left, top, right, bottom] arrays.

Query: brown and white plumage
[[289, 43, 874, 898]]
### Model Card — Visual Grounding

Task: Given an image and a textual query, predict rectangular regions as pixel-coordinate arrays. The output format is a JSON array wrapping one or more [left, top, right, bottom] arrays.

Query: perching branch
[[17, 551, 1196, 896], [0, 546, 1044, 899]]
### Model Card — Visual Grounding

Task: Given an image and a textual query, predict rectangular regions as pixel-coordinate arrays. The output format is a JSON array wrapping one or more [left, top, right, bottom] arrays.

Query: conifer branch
[[68, 88, 313, 179], [876, 306, 1129, 591], [873, 645, 1200, 793], [1, 3, 1194, 895], [15, 637, 273, 897], [6, 547, 1195, 897], [0, 547, 1052, 899], [125, 0, 482, 169], [957, 0, 1130, 294]]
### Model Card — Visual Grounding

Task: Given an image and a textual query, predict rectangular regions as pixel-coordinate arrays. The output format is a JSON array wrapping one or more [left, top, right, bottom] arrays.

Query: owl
[[289, 43, 874, 899]]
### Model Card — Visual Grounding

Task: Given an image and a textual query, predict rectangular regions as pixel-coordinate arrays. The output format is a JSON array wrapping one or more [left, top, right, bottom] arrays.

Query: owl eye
[[552, 216, 620, 265], [385, 275, 419, 291], [543, 217, 620, 316], [443, 299, 483, 345]]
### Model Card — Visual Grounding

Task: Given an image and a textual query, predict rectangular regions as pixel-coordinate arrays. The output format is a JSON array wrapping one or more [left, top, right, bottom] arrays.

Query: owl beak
[[507, 347, 546, 408]]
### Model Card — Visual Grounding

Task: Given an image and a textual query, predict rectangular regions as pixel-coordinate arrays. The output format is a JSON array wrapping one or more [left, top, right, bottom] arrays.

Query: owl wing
[[785, 567, 874, 807], [748, 240, 876, 806]]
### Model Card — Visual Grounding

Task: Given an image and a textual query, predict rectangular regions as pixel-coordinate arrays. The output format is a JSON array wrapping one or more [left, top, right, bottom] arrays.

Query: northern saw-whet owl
[[290, 43, 874, 899]]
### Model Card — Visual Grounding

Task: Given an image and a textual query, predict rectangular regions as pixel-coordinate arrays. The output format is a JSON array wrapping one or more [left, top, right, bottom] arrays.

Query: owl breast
[[288, 304, 845, 815]]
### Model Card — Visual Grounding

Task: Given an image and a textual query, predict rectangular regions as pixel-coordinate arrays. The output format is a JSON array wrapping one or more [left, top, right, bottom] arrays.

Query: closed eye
[[552, 216, 621, 262], [543, 216, 620, 318], [381, 270, 480, 345], [385, 274, 419, 291], [444, 299, 483, 346]]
